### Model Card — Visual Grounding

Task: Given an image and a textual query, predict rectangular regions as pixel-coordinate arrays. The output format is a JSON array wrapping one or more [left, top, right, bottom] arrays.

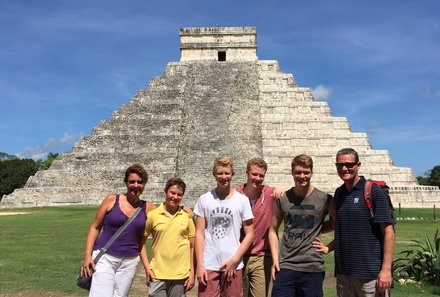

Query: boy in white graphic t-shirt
[[194, 155, 254, 297]]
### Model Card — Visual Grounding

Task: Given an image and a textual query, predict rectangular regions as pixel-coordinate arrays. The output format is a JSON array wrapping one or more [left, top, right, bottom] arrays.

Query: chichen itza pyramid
[[2, 26, 440, 208]]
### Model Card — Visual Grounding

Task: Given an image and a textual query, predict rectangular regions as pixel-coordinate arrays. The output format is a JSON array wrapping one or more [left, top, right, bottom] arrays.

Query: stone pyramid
[[2, 27, 439, 208]]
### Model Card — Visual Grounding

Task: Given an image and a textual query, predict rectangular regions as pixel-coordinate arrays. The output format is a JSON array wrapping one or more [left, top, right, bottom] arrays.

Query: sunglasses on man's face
[[127, 180, 145, 185], [335, 162, 358, 169]]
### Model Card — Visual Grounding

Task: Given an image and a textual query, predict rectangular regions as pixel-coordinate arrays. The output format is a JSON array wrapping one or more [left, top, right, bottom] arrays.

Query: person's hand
[[184, 274, 195, 291], [219, 258, 238, 281], [197, 266, 208, 286], [271, 261, 280, 281], [182, 205, 194, 218], [80, 256, 95, 278], [377, 269, 392, 292], [271, 188, 285, 199], [145, 267, 155, 285], [312, 237, 329, 254]]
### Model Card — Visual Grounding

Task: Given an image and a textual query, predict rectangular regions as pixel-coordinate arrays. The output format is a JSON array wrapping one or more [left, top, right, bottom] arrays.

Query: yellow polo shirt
[[144, 203, 195, 279]]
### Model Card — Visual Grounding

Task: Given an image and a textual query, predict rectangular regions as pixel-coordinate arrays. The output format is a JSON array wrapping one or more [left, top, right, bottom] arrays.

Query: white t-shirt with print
[[194, 189, 254, 271]]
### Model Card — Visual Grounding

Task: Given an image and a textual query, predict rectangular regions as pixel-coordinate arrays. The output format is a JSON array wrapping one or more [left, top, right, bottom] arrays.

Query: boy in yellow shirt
[[144, 177, 196, 297]]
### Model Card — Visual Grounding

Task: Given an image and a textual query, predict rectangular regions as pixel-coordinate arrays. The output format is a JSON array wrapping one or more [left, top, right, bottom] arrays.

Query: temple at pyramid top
[[180, 27, 258, 61], [2, 26, 440, 208]]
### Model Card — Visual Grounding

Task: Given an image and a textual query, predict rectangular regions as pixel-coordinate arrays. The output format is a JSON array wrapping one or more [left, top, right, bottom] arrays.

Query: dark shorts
[[271, 268, 325, 297]]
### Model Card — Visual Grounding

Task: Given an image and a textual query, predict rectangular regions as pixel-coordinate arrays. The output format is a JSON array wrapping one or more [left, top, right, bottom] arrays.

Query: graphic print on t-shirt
[[288, 204, 315, 229], [210, 206, 234, 239]]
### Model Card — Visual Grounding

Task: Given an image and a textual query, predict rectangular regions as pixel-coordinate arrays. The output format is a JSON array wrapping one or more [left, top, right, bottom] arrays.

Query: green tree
[[40, 152, 59, 170], [417, 175, 429, 185], [417, 165, 440, 188], [427, 165, 440, 188], [0, 158, 39, 197]]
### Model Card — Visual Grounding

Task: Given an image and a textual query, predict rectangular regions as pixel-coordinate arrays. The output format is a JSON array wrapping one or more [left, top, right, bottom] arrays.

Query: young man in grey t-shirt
[[268, 154, 332, 297]]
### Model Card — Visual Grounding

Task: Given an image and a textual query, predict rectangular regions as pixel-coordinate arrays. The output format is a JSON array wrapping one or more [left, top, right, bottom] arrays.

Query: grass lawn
[[1, 206, 439, 296]]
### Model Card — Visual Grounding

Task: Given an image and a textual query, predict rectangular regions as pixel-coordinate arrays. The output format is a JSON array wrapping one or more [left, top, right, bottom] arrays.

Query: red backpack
[[335, 179, 395, 221], [363, 179, 394, 221]]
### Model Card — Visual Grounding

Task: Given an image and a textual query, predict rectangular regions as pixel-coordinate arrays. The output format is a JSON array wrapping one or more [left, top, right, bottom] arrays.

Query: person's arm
[[80, 194, 114, 277], [142, 210, 155, 283], [220, 219, 254, 281], [195, 216, 208, 286], [321, 220, 334, 233], [185, 236, 196, 291], [377, 223, 394, 292], [268, 199, 282, 280], [321, 195, 335, 233], [146, 201, 156, 213], [313, 196, 335, 253], [140, 229, 154, 283], [139, 243, 154, 283]]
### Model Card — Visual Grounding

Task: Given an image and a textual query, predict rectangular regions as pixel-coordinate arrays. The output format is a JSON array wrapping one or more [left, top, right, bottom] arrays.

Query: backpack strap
[[363, 179, 375, 218]]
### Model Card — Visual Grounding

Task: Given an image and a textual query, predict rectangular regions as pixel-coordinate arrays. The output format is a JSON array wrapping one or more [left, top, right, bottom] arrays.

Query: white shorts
[[89, 250, 140, 297]]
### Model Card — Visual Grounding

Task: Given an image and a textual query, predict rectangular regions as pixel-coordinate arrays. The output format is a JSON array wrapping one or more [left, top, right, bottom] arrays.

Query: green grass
[[1, 207, 439, 296], [0, 206, 94, 295]]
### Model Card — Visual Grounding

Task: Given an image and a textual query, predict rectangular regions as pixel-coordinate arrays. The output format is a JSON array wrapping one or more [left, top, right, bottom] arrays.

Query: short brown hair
[[246, 157, 268, 172], [124, 164, 148, 183], [213, 155, 234, 173], [164, 177, 186, 194], [291, 154, 313, 171], [336, 148, 359, 163]]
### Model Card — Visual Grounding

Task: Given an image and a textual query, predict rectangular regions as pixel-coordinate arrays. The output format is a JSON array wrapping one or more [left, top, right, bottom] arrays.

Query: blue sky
[[1, 0, 439, 176]]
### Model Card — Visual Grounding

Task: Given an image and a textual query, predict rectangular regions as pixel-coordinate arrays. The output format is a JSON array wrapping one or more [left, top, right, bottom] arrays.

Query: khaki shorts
[[242, 255, 272, 297], [337, 275, 390, 297]]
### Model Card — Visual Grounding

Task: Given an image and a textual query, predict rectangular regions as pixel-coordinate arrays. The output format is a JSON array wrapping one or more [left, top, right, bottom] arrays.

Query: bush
[[394, 229, 440, 285]]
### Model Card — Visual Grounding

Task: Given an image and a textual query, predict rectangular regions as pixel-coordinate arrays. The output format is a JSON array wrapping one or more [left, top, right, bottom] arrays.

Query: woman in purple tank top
[[80, 164, 156, 297]]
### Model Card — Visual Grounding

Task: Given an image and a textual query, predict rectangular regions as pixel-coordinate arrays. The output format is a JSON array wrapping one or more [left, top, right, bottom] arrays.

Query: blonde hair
[[213, 155, 234, 173]]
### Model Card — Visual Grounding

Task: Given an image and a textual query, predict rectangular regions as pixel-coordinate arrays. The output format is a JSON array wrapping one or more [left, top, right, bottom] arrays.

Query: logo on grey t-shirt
[[210, 206, 233, 239]]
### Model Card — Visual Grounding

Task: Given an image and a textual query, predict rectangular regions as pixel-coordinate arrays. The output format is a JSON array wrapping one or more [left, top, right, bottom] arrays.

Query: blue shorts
[[271, 268, 325, 297]]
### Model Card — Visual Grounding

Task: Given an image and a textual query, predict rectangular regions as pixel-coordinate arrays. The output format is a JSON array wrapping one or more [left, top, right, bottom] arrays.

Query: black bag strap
[[93, 196, 145, 263]]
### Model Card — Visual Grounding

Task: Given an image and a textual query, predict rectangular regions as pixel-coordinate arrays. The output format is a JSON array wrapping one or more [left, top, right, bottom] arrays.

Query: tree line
[[0, 152, 59, 198], [416, 166, 440, 188]]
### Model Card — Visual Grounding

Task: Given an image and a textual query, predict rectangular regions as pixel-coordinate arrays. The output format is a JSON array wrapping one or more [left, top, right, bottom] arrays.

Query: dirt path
[[0, 211, 30, 216]]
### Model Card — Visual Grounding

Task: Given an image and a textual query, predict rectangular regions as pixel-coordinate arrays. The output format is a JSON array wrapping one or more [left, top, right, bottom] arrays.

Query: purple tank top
[[94, 195, 147, 257]]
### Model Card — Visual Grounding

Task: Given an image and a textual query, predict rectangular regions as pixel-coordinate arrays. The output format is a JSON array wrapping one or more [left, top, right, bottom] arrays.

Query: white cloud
[[311, 85, 332, 101], [16, 132, 82, 160]]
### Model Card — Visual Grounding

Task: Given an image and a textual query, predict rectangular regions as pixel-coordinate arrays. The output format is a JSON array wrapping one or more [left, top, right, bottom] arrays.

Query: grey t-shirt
[[277, 187, 330, 272]]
